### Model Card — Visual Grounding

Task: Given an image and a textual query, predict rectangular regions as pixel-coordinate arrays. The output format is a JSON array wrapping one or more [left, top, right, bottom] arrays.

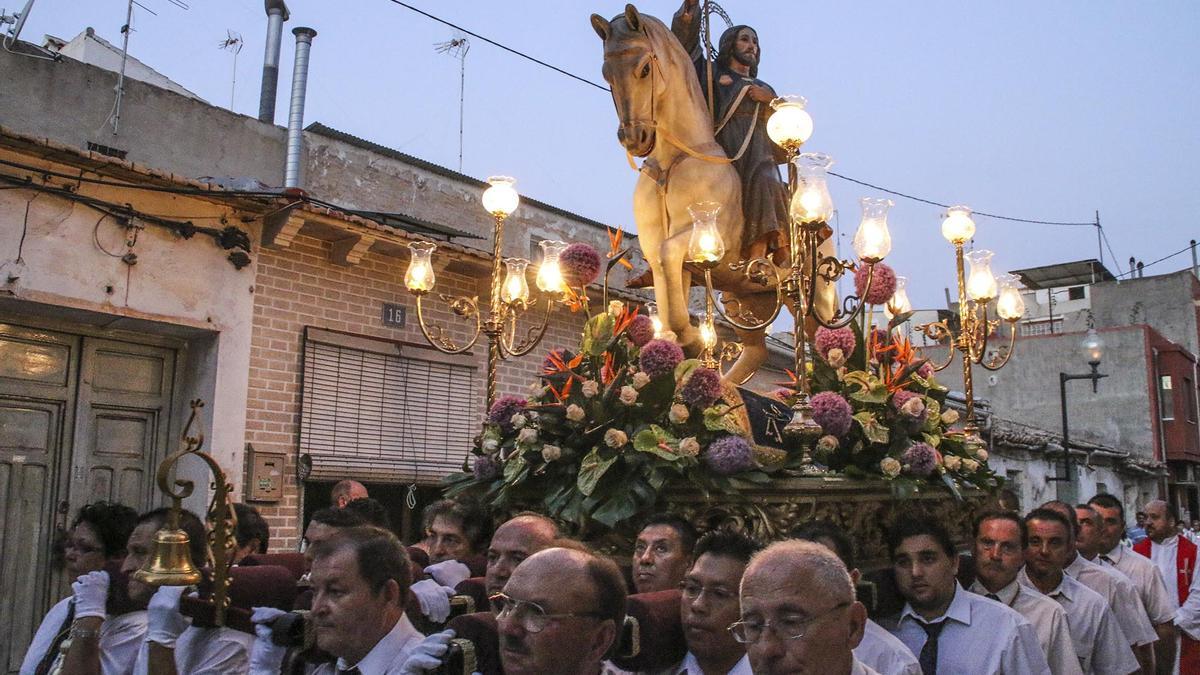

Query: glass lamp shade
[[405, 241, 437, 292], [699, 315, 717, 350], [687, 201, 725, 264], [995, 273, 1026, 321], [766, 96, 814, 150], [536, 240, 568, 293], [501, 258, 531, 304], [1081, 327, 1104, 366], [481, 176, 520, 217], [853, 197, 893, 262], [964, 249, 998, 301], [646, 301, 664, 337], [941, 205, 976, 245], [791, 153, 835, 224], [886, 276, 912, 316]]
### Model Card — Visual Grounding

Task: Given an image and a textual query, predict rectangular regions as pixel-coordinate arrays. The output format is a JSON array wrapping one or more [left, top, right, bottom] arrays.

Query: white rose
[[943, 455, 962, 471], [604, 428, 628, 448], [609, 300, 624, 316], [517, 428, 538, 445], [541, 444, 562, 462], [482, 438, 499, 453], [826, 347, 846, 369], [566, 404, 586, 422], [528, 381, 545, 396], [619, 385, 639, 405], [974, 448, 988, 463], [581, 380, 600, 398], [679, 437, 701, 457], [632, 372, 651, 389], [900, 397, 926, 418], [511, 413, 527, 429], [668, 403, 690, 424], [880, 457, 902, 478], [817, 435, 839, 454], [661, 330, 678, 342], [940, 409, 960, 425], [962, 458, 980, 473]]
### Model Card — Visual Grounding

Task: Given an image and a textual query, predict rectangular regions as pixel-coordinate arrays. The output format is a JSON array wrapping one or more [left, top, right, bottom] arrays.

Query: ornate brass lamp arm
[[413, 292, 482, 355], [915, 320, 959, 371], [811, 257, 871, 330], [979, 320, 1018, 371], [701, 266, 785, 331], [500, 297, 554, 357]]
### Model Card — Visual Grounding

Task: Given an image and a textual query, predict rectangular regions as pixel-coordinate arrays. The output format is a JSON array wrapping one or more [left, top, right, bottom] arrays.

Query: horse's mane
[[607, 12, 710, 126]]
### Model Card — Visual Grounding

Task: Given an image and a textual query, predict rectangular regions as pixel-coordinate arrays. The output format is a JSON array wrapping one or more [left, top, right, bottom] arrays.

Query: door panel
[[0, 324, 76, 675]]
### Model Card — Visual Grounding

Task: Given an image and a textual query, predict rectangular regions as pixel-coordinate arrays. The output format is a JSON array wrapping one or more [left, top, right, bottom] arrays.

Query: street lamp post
[[1048, 326, 1107, 503]]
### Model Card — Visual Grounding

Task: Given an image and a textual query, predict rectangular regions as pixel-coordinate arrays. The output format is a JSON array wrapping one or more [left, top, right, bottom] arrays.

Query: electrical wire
[[1098, 226, 1125, 277], [1116, 243, 1195, 279]]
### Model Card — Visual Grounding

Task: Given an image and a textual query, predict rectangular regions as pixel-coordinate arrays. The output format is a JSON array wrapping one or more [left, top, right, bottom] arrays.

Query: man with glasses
[[733, 539, 874, 674], [673, 530, 759, 675], [884, 515, 1050, 674], [493, 546, 625, 675]]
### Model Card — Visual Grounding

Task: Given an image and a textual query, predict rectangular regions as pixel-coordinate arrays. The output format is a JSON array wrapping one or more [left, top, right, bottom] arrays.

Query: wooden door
[[0, 324, 78, 674]]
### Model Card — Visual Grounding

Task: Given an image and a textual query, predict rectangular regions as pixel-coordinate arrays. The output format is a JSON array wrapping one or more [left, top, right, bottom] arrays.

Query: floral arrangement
[[444, 297, 773, 530]]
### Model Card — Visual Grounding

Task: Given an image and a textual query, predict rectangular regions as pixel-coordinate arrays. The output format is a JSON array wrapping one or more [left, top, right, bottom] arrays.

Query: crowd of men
[[20, 480, 1200, 674]]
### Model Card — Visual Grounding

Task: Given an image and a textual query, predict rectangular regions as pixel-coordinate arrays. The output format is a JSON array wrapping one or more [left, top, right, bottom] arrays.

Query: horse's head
[[592, 5, 662, 157]]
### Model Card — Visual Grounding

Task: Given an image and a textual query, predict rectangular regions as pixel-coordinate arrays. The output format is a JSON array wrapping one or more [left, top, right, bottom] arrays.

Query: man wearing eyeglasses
[[673, 530, 759, 675], [733, 539, 874, 674], [493, 546, 626, 675], [885, 515, 1051, 674]]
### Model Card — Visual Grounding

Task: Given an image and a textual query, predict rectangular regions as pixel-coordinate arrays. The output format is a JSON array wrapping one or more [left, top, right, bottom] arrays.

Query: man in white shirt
[[308, 526, 426, 674], [1022, 508, 1140, 675], [1089, 494, 1179, 673], [970, 511, 1083, 675], [1137, 499, 1199, 673], [793, 521, 921, 675], [133, 585, 254, 675], [883, 515, 1050, 675], [734, 540, 877, 675]]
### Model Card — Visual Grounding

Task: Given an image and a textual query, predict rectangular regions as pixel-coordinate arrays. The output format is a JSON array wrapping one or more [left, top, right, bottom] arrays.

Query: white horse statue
[[592, 4, 833, 384]]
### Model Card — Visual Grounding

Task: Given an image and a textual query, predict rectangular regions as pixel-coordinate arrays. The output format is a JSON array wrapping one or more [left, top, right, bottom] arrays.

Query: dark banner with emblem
[[736, 387, 792, 452]]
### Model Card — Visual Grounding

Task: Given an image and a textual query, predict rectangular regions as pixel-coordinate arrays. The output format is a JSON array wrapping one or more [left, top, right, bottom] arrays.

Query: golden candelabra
[[135, 399, 237, 626], [916, 206, 1025, 442], [691, 97, 893, 472], [404, 177, 567, 408]]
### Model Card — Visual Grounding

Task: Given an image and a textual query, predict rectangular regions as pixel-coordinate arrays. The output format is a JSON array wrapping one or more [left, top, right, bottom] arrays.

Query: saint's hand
[[747, 84, 775, 104]]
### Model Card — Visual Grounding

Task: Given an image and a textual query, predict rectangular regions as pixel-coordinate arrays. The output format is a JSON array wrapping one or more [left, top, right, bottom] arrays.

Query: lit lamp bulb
[[686, 201, 725, 264], [853, 197, 893, 262], [995, 273, 1026, 321], [501, 258, 531, 304], [647, 301, 664, 337], [481, 176, 520, 218], [536, 240, 568, 294], [791, 153, 834, 224], [405, 241, 437, 293], [1081, 327, 1104, 366], [965, 249, 998, 301], [699, 315, 717, 350], [766, 95, 814, 151], [886, 276, 912, 317], [941, 205, 976, 245]]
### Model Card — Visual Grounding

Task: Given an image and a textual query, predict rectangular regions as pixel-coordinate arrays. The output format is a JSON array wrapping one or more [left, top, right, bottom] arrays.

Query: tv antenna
[[434, 36, 469, 172], [2, 0, 58, 60], [218, 30, 243, 110], [103, 0, 188, 136]]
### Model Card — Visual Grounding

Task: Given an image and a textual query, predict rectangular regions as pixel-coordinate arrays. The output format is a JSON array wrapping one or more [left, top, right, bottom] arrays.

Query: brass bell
[[134, 527, 202, 586]]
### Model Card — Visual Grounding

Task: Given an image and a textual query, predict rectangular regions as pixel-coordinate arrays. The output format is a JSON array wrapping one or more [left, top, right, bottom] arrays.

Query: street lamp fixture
[[1048, 325, 1108, 502], [405, 176, 565, 407]]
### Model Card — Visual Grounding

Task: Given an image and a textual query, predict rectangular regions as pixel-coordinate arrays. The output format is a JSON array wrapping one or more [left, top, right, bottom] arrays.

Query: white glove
[[72, 570, 110, 620], [249, 607, 289, 675], [400, 629, 456, 674], [410, 579, 456, 623], [424, 560, 472, 589], [146, 586, 190, 648]]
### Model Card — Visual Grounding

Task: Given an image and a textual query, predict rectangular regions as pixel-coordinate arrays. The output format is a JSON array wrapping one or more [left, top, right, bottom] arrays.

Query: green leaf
[[503, 455, 528, 483], [854, 411, 890, 445], [940, 471, 964, 501], [922, 432, 942, 448], [703, 404, 744, 434], [674, 358, 701, 383], [582, 313, 615, 356], [850, 383, 890, 405], [888, 311, 915, 331], [577, 448, 617, 496], [922, 398, 943, 432], [633, 425, 682, 461], [592, 492, 638, 527]]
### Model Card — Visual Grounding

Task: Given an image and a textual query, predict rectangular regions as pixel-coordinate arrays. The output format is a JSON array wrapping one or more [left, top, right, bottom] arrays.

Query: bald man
[[485, 513, 559, 595], [1136, 500, 1198, 673], [736, 540, 874, 674], [331, 480, 368, 509]]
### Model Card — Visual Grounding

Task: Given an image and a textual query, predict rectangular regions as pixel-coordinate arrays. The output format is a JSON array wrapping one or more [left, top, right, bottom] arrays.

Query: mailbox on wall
[[246, 444, 285, 502]]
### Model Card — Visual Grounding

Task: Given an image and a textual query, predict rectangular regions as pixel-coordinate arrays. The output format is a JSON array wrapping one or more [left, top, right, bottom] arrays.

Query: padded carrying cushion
[[610, 589, 687, 672], [446, 611, 504, 675], [182, 564, 298, 633], [241, 552, 308, 581]]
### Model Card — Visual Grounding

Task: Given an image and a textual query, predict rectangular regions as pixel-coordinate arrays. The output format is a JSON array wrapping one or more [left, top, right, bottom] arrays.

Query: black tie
[[919, 620, 947, 675], [986, 593, 1000, 602]]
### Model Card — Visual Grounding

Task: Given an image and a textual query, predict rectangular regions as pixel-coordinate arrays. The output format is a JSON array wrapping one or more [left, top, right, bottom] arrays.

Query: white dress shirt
[[20, 598, 147, 675], [850, 656, 882, 675], [670, 651, 752, 674], [1065, 553, 1158, 646], [133, 625, 254, 675], [1100, 544, 1178, 624], [311, 613, 425, 675], [1018, 568, 1138, 675], [971, 577, 1082, 675], [1149, 535, 1182, 603], [886, 581, 1051, 674], [852, 618, 921, 675]]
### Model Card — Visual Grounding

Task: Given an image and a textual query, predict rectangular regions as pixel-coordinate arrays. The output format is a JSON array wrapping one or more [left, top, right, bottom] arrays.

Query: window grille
[[299, 327, 478, 484]]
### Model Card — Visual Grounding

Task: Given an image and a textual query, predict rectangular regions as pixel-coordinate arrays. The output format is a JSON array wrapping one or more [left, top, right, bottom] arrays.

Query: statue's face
[[732, 28, 759, 68]]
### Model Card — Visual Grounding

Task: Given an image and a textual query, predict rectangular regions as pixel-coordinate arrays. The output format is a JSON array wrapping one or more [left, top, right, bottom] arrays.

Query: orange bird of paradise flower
[[607, 227, 634, 270]]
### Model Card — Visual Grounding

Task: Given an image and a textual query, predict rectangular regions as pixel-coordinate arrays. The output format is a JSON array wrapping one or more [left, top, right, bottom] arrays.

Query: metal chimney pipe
[[1191, 239, 1197, 278], [257, 0, 290, 123], [284, 26, 316, 189]]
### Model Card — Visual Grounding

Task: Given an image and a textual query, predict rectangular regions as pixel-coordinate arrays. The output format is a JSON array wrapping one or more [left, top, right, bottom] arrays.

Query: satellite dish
[[4, 0, 36, 44]]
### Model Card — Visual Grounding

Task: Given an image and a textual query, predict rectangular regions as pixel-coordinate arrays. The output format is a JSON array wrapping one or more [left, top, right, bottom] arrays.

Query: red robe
[[1135, 535, 1200, 671]]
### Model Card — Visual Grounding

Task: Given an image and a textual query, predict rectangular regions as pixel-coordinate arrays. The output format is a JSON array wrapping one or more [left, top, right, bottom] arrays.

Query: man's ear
[[384, 579, 403, 607], [847, 601, 868, 649], [591, 618, 620, 664]]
